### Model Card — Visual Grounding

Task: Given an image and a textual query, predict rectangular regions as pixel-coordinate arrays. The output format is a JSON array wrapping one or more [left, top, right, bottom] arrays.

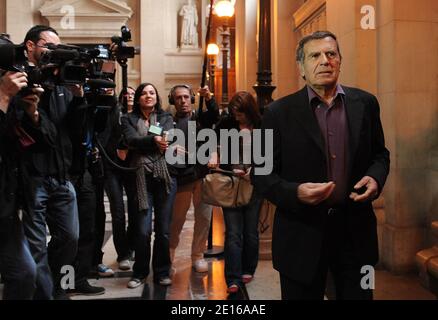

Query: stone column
[[235, 0, 258, 92], [0, 0, 6, 32], [140, 0, 166, 96], [271, 0, 302, 98], [375, 0, 438, 273]]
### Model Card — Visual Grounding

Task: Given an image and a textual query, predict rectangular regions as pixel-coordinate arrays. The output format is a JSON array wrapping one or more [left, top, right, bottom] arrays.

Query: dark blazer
[[252, 86, 390, 285]]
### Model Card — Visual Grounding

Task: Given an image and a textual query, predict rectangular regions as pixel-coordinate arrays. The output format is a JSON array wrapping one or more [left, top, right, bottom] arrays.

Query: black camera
[[0, 34, 27, 73], [0, 40, 97, 89], [111, 25, 139, 61], [36, 43, 112, 88]]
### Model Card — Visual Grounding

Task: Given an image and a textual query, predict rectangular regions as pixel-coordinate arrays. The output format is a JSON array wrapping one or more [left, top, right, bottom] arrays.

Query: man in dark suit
[[252, 31, 390, 300]]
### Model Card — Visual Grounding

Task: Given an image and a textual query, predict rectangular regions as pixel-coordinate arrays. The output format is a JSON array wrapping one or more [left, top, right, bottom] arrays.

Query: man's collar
[[307, 84, 345, 105], [175, 110, 195, 120]]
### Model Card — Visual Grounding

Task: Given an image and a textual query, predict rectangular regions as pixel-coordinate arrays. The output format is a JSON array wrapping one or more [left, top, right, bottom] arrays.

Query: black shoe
[[54, 288, 71, 300], [67, 281, 105, 296]]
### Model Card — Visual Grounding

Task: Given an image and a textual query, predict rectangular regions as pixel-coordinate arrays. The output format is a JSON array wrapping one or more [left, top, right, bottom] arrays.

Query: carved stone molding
[[293, 0, 326, 37], [39, 0, 133, 40]]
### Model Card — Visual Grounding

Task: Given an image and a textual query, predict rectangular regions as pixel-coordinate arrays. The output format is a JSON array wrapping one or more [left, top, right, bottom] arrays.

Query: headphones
[[168, 84, 196, 105]]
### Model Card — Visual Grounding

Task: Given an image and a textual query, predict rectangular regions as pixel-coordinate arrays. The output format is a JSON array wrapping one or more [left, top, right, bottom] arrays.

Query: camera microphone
[[87, 79, 116, 89], [49, 49, 80, 61], [87, 48, 101, 58]]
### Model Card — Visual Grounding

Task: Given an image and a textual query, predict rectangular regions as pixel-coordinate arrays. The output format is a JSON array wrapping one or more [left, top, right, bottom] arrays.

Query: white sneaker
[[119, 259, 131, 271], [193, 259, 208, 273], [158, 277, 172, 286], [127, 278, 145, 289]]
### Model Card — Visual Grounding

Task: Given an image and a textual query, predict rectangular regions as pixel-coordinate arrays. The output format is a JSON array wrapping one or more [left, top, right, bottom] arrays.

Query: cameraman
[[20, 25, 84, 300], [0, 68, 38, 300]]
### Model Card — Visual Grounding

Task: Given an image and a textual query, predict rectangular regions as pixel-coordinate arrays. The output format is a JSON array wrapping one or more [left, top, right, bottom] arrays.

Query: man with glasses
[[20, 25, 89, 299]]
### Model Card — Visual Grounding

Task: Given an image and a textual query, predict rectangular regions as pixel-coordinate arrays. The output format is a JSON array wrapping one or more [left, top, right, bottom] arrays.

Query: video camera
[[0, 34, 116, 90], [0, 34, 27, 74], [111, 25, 139, 61]]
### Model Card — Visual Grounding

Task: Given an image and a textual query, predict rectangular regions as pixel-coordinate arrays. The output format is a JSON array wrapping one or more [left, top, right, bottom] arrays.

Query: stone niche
[[164, 0, 205, 108]]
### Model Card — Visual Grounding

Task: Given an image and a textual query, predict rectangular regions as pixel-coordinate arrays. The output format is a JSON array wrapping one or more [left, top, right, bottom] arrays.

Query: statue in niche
[[179, 0, 199, 48]]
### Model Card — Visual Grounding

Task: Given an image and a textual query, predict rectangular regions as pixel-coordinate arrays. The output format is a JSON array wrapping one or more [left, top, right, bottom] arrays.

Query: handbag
[[201, 169, 253, 208]]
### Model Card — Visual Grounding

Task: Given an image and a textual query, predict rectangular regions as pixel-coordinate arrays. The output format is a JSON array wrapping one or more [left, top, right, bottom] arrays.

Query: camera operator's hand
[[0, 72, 28, 113], [21, 87, 44, 125], [0, 71, 28, 96], [110, 43, 119, 58], [66, 84, 84, 97], [198, 86, 213, 101], [154, 135, 168, 154]]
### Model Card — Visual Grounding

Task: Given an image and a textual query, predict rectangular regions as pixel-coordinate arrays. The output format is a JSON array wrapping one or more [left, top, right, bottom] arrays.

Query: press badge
[[148, 122, 163, 136]]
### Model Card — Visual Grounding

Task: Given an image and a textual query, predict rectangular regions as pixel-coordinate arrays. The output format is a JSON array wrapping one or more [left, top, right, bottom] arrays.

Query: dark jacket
[[252, 86, 390, 284], [171, 98, 220, 185], [20, 86, 86, 183], [1, 94, 59, 216], [0, 110, 19, 219], [121, 110, 174, 156], [68, 95, 122, 182]]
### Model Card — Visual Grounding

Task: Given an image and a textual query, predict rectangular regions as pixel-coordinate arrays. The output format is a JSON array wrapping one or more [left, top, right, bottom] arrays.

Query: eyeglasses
[[34, 39, 56, 49]]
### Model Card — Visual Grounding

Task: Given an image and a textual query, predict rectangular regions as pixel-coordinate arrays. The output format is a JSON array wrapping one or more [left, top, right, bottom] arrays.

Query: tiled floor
[[1, 202, 436, 300], [72, 208, 282, 300], [70, 204, 435, 300]]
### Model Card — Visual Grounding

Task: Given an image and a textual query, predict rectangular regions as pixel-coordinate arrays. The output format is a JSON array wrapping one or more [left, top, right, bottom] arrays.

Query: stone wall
[[0, 0, 5, 32], [377, 0, 438, 273]]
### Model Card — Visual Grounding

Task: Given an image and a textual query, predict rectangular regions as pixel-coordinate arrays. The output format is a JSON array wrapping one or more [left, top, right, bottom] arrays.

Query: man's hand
[[21, 87, 44, 125], [117, 149, 128, 161], [66, 84, 84, 97], [207, 151, 219, 168], [170, 144, 187, 156], [0, 71, 28, 97], [154, 135, 168, 153], [349, 176, 379, 202], [198, 86, 212, 101], [233, 168, 252, 181], [297, 182, 336, 205], [109, 43, 118, 58]]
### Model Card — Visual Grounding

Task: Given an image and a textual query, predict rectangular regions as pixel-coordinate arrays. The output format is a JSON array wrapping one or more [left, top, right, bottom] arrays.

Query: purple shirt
[[307, 85, 349, 205]]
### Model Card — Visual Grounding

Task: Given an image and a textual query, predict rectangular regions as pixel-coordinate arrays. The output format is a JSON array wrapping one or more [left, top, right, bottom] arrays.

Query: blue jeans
[[0, 215, 37, 300], [222, 195, 263, 287], [133, 176, 177, 281], [23, 176, 79, 299]]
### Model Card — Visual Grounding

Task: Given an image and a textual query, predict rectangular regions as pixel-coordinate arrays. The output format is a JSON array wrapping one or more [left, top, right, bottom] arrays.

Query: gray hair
[[295, 31, 342, 64]]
